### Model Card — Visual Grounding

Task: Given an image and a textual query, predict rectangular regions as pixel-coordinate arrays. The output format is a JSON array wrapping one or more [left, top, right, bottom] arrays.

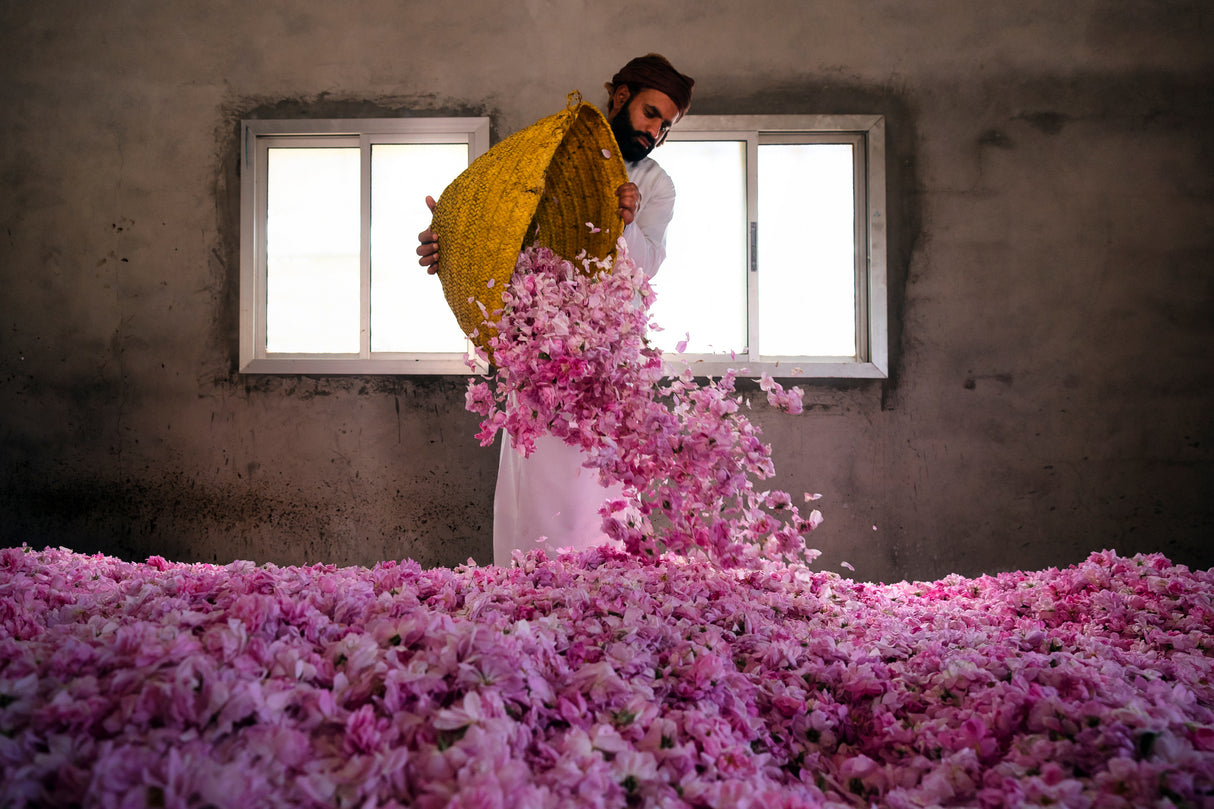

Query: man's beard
[[610, 99, 656, 162]]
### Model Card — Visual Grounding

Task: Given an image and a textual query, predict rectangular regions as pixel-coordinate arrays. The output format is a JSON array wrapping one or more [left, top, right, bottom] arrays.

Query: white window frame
[[239, 117, 490, 374], [659, 115, 888, 379]]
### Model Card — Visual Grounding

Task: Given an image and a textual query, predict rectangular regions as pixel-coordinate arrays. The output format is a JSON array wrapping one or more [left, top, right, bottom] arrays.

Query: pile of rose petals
[[2, 545, 1212, 807]]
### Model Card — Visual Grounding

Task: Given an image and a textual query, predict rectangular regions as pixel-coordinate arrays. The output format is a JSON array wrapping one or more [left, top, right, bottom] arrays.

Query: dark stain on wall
[[977, 129, 1014, 149], [0, 467, 491, 567], [1017, 111, 1068, 135]]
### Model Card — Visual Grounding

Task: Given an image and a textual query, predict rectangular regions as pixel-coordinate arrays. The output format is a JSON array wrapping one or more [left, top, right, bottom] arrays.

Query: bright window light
[[370, 143, 469, 353], [757, 142, 857, 357], [654, 115, 886, 378], [265, 147, 361, 353], [240, 117, 490, 374], [648, 140, 748, 356]]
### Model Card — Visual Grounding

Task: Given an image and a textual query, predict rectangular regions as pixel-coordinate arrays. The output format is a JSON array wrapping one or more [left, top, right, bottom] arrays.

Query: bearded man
[[417, 54, 695, 565], [597, 53, 694, 278]]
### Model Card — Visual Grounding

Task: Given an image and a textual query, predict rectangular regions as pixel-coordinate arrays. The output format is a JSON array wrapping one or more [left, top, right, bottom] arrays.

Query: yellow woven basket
[[432, 93, 629, 353]]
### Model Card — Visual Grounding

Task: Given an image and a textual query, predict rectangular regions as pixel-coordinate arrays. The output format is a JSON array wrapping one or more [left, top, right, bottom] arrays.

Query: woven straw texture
[[432, 94, 628, 353]]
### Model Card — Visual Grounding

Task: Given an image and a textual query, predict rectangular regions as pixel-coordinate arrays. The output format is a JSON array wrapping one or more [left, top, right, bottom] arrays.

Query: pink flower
[[345, 703, 391, 754], [434, 691, 488, 730], [840, 753, 889, 793]]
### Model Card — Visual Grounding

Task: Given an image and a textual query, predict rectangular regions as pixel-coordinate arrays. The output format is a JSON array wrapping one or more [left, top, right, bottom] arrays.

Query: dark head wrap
[[609, 53, 695, 119]]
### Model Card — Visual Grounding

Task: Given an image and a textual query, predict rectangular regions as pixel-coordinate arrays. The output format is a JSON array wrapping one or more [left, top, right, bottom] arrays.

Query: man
[[417, 54, 694, 565]]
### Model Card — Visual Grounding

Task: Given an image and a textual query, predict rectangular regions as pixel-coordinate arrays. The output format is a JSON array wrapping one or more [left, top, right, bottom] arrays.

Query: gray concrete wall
[[2, 0, 1211, 582]]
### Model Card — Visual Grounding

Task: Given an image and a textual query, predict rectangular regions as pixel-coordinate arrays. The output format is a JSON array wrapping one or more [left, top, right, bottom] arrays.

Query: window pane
[[266, 147, 360, 353], [649, 141, 748, 355], [758, 143, 856, 357], [371, 143, 470, 353]]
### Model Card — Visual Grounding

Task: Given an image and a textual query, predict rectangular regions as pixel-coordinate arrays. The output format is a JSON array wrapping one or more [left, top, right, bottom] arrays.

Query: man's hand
[[416, 195, 440, 273], [616, 182, 642, 226]]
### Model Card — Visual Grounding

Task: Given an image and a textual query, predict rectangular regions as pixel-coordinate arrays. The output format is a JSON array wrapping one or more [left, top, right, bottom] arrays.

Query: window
[[650, 115, 887, 378], [239, 114, 886, 379], [239, 117, 490, 374]]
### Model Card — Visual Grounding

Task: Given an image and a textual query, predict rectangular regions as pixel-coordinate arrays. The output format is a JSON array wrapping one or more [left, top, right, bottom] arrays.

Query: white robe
[[493, 157, 676, 565]]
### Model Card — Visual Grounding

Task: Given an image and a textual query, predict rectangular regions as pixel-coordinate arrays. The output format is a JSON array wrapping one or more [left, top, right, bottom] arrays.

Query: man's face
[[609, 87, 680, 162]]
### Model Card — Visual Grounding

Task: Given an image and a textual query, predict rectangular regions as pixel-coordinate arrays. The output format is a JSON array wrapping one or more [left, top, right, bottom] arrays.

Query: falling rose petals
[[1, 546, 1212, 807], [467, 243, 818, 567]]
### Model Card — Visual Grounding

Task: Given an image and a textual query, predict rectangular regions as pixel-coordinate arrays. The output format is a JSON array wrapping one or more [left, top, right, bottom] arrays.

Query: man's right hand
[[615, 182, 641, 226], [416, 195, 439, 273]]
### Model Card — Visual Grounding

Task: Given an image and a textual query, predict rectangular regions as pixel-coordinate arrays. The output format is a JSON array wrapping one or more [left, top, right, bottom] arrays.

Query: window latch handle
[[749, 221, 757, 273]]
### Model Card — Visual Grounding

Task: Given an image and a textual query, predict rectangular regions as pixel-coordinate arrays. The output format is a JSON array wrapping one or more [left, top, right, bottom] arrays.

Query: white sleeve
[[622, 161, 676, 279]]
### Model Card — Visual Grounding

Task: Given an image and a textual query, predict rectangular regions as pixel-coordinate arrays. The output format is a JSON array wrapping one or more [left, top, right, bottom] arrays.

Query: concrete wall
[[2, 0, 1211, 582]]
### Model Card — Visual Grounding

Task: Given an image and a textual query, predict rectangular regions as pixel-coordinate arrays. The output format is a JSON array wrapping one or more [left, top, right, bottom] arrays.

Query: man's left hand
[[616, 182, 642, 226]]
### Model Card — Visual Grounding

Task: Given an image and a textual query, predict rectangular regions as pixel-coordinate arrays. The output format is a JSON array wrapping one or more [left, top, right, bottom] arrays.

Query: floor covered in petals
[[2, 545, 1212, 808]]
